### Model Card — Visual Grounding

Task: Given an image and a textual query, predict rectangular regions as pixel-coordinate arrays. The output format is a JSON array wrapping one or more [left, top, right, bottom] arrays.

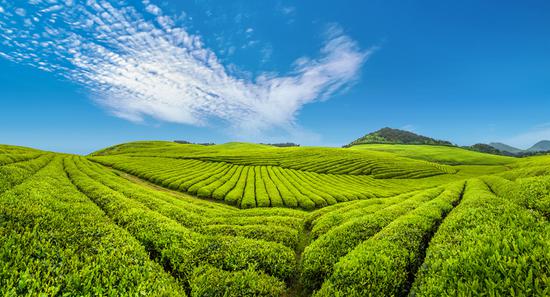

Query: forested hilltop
[[345, 127, 454, 147]]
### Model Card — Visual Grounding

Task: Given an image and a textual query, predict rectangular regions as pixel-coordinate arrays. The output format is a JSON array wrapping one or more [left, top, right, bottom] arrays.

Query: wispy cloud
[[0, 0, 371, 137], [280, 6, 296, 16], [277, 4, 296, 24]]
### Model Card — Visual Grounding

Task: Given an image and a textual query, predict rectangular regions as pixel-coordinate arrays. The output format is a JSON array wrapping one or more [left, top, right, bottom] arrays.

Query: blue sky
[[0, 0, 549, 154]]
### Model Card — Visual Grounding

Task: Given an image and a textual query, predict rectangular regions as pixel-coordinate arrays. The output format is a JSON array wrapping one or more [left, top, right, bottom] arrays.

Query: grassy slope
[[91, 141, 274, 157], [2, 143, 550, 296], [349, 143, 516, 165], [89, 141, 470, 210], [90, 141, 516, 198]]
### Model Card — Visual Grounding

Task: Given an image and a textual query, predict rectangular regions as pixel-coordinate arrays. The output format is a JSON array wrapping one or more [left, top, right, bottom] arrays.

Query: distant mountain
[[527, 140, 550, 152], [465, 143, 506, 155], [489, 142, 523, 154], [346, 127, 453, 147]]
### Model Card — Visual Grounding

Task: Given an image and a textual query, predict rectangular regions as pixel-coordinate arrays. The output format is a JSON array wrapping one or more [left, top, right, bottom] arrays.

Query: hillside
[[346, 127, 453, 147], [349, 143, 515, 165], [1, 142, 549, 296], [90, 141, 464, 210], [528, 140, 550, 152], [91, 140, 458, 179]]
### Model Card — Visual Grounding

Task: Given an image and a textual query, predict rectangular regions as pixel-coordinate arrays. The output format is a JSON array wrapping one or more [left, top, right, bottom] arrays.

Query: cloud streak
[[0, 0, 371, 136]]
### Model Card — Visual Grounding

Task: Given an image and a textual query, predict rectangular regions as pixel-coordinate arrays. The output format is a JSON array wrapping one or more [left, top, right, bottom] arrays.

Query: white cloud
[[280, 6, 296, 16], [0, 6, 4, 14], [0, 0, 371, 138], [145, 4, 161, 16], [15, 8, 26, 16]]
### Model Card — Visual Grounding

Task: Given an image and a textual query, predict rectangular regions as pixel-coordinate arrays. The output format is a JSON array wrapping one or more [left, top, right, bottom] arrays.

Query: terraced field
[[1, 142, 549, 296], [349, 143, 515, 165], [90, 142, 463, 209]]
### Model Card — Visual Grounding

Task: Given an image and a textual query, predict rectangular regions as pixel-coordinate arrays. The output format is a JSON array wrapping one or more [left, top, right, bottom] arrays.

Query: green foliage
[[346, 127, 454, 147], [350, 143, 515, 165], [410, 179, 550, 296], [0, 157, 185, 296], [255, 166, 271, 207], [225, 166, 248, 204], [262, 166, 283, 206], [212, 165, 244, 200], [190, 265, 286, 297], [0, 152, 42, 166], [89, 141, 489, 209], [0, 154, 53, 194], [64, 157, 297, 286], [315, 182, 464, 296], [463, 143, 511, 156], [2, 142, 550, 296], [241, 166, 256, 208], [515, 176, 550, 217], [301, 187, 446, 292], [93, 154, 439, 209]]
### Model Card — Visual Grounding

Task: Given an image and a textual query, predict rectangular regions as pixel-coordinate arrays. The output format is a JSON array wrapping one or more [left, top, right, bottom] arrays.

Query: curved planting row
[[483, 173, 550, 218], [0, 157, 185, 295], [3, 146, 550, 296], [0, 154, 53, 194], [91, 156, 425, 209], [91, 141, 455, 178], [410, 179, 550, 296], [207, 154, 449, 178], [301, 186, 450, 292], [72, 157, 304, 248], [314, 182, 464, 296], [64, 157, 300, 294], [0, 152, 42, 166], [306, 191, 420, 239]]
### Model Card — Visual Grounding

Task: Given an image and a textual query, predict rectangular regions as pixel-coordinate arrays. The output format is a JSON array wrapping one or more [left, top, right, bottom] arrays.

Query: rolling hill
[[348, 143, 515, 165], [346, 127, 453, 147], [1, 140, 549, 296]]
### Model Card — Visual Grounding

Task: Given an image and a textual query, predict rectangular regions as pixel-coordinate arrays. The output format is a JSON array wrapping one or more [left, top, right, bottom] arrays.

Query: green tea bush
[[301, 187, 445, 292], [240, 167, 256, 208], [410, 179, 550, 296], [225, 167, 249, 205], [189, 265, 286, 297], [212, 165, 244, 200], [315, 182, 463, 296], [255, 166, 271, 207], [0, 157, 185, 296], [65, 157, 297, 284], [262, 166, 284, 206], [515, 176, 550, 217], [187, 165, 232, 195], [197, 165, 239, 198], [266, 166, 298, 207]]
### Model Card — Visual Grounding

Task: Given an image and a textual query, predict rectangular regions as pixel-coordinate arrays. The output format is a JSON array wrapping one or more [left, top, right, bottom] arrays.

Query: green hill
[[346, 127, 453, 147], [349, 143, 515, 165], [463, 143, 515, 156], [1, 141, 549, 296]]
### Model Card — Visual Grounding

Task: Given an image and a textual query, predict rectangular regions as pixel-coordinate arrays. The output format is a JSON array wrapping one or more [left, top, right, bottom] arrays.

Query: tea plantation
[[1, 141, 548, 296]]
